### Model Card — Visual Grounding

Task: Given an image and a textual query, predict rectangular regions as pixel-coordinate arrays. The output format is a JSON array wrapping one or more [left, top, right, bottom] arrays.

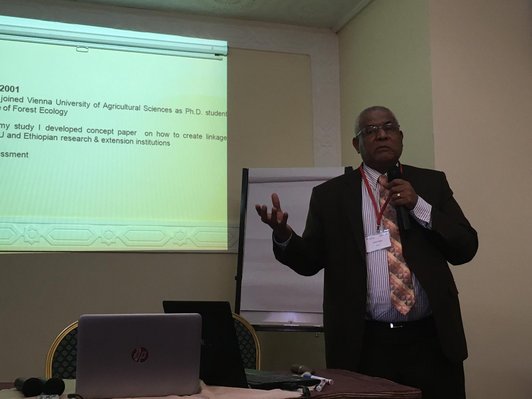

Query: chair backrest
[[232, 313, 261, 370], [44, 315, 261, 378], [45, 321, 78, 379]]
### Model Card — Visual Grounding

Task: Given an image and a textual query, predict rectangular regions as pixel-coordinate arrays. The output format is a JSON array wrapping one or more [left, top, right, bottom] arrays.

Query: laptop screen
[[162, 300, 248, 388]]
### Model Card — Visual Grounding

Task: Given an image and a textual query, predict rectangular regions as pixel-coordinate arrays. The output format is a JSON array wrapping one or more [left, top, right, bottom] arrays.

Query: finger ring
[[397, 193, 401, 198]]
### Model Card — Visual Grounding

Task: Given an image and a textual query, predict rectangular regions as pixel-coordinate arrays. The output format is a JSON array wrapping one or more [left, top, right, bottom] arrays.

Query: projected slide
[[0, 16, 228, 251]]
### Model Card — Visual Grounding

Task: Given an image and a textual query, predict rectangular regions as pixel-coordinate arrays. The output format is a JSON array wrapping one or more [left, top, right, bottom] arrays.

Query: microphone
[[290, 364, 315, 374], [14, 378, 44, 397], [43, 378, 65, 395], [387, 165, 410, 231], [14, 377, 65, 397]]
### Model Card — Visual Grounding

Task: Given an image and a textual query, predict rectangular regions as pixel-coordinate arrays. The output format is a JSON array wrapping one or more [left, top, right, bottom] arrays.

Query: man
[[255, 106, 478, 398]]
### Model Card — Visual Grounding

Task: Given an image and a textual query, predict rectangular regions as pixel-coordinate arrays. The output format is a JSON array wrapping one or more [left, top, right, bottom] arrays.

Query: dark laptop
[[162, 300, 320, 390], [162, 300, 248, 388]]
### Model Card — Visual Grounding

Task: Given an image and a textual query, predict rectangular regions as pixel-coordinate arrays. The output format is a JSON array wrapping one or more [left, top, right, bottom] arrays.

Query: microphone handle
[[386, 165, 410, 231], [396, 205, 410, 231], [14, 378, 44, 397], [43, 377, 66, 395], [14, 377, 65, 397]]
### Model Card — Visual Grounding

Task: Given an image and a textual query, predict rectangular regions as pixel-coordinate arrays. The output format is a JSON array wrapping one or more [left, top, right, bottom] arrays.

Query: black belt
[[365, 316, 435, 331]]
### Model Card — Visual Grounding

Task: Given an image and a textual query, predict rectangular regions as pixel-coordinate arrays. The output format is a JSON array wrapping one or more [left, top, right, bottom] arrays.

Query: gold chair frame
[[44, 315, 260, 377], [44, 321, 78, 379], [232, 313, 261, 370]]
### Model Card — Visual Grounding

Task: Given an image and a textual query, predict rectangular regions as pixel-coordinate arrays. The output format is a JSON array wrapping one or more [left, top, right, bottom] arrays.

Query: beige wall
[[430, 0, 532, 397], [227, 48, 314, 221], [339, 0, 434, 168], [340, 0, 532, 397]]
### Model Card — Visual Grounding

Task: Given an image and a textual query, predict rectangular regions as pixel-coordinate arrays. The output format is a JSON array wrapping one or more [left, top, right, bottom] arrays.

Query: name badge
[[365, 230, 391, 253]]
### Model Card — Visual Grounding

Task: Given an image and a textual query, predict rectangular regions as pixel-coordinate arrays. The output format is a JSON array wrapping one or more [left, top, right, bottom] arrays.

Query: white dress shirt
[[361, 164, 432, 322]]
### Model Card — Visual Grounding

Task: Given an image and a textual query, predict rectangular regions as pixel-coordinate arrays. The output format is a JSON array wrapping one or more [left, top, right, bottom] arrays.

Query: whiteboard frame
[[235, 167, 351, 331]]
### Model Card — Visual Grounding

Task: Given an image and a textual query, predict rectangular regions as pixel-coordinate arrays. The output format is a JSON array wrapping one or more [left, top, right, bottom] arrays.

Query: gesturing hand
[[255, 193, 292, 242]]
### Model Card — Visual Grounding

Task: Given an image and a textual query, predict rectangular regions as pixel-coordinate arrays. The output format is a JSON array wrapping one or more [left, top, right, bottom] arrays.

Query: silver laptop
[[76, 313, 201, 398]]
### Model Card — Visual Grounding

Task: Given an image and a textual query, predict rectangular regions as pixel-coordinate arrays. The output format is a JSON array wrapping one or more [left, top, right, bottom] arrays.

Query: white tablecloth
[[0, 380, 300, 399]]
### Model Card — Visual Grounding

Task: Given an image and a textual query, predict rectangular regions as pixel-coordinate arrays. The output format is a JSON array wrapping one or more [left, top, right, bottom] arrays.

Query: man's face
[[352, 109, 403, 172]]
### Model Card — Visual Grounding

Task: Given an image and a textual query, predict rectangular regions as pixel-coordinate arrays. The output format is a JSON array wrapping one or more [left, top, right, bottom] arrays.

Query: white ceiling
[[65, 0, 372, 32]]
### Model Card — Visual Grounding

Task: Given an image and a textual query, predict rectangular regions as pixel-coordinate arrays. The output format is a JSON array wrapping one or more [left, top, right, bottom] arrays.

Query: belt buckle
[[389, 322, 404, 329]]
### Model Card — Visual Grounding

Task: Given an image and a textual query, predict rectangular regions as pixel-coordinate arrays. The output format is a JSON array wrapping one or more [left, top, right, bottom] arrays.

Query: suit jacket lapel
[[341, 169, 366, 255]]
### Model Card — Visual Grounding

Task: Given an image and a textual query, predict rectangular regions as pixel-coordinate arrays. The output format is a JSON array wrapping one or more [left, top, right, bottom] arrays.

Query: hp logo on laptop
[[131, 347, 149, 363]]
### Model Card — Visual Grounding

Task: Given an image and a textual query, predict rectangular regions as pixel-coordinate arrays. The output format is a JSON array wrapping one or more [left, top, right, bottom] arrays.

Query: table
[[0, 380, 299, 399], [309, 369, 421, 398], [1, 370, 421, 399]]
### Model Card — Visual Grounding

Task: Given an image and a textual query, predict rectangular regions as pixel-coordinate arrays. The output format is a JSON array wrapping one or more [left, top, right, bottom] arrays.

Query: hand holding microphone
[[386, 166, 415, 230]]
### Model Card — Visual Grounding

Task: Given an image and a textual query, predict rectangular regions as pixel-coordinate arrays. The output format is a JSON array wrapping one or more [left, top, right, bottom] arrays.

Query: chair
[[44, 321, 78, 379], [44, 315, 261, 377], [232, 313, 261, 370]]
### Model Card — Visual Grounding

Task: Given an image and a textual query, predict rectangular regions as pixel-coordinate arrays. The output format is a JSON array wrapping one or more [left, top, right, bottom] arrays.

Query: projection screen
[[0, 16, 228, 252]]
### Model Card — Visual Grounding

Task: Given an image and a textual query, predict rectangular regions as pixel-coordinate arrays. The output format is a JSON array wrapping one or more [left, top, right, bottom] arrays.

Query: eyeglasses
[[355, 122, 400, 138]]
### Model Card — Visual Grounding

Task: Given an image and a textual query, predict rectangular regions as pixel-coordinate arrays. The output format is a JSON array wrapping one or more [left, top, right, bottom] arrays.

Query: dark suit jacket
[[274, 164, 478, 370]]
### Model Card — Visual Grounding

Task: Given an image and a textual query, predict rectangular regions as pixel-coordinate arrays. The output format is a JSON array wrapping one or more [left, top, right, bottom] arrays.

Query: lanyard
[[359, 164, 401, 230]]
